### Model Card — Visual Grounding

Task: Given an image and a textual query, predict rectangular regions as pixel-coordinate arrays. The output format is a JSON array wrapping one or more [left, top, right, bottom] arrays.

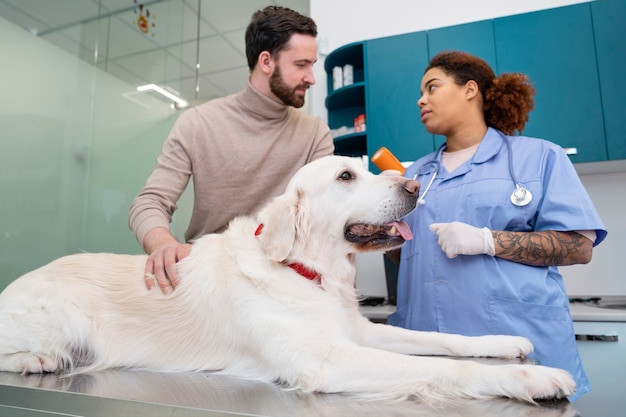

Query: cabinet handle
[[563, 147, 578, 155], [575, 333, 618, 342]]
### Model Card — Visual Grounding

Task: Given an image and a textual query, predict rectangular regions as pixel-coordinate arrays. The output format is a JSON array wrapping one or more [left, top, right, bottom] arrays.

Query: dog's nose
[[404, 179, 420, 196]]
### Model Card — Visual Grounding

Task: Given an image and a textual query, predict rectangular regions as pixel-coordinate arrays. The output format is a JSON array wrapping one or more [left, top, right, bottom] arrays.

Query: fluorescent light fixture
[[136, 84, 189, 108]]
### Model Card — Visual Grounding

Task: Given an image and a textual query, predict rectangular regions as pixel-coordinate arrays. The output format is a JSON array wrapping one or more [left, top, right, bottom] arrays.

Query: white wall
[[309, 0, 626, 298], [566, 161, 626, 296]]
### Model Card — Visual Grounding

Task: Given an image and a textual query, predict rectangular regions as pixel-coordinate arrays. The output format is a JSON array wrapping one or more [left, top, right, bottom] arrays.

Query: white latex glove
[[379, 169, 402, 176], [430, 222, 495, 259]]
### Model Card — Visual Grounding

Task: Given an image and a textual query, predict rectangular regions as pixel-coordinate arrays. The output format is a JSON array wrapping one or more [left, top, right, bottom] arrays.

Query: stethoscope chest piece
[[510, 186, 532, 207]]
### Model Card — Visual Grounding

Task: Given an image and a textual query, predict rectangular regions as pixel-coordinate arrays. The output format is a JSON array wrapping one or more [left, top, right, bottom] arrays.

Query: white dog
[[0, 155, 574, 403]]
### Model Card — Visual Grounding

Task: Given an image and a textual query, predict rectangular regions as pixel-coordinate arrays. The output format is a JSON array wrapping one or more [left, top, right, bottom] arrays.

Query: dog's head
[[256, 155, 419, 262]]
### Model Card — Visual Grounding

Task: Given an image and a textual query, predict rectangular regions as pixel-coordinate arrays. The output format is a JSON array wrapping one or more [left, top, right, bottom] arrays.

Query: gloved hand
[[379, 169, 403, 176], [430, 222, 495, 258]]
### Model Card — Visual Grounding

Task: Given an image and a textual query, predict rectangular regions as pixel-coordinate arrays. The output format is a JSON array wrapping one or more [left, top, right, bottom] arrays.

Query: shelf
[[325, 82, 365, 111], [324, 42, 364, 73], [333, 132, 367, 157], [325, 42, 367, 158]]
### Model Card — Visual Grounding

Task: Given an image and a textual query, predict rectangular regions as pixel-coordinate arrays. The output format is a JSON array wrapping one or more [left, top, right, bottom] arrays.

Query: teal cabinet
[[364, 20, 499, 166], [493, 4, 607, 163], [427, 20, 496, 66], [591, 0, 626, 160], [325, 1, 625, 167], [365, 32, 429, 168]]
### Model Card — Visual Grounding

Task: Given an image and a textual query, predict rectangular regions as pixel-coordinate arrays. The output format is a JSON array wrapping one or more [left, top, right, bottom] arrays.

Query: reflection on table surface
[[0, 369, 580, 417]]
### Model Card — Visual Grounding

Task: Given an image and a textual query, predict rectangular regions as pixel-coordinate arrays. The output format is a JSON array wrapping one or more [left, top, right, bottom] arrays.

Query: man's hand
[[430, 222, 495, 259], [144, 242, 192, 294], [142, 227, 192, 294]]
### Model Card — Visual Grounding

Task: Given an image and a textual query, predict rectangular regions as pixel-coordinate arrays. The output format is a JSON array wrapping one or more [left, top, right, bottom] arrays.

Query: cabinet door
[[427, 20, 497, 150], [494, 4, 607, 163], [592, 0, 626, 160], [365, 32, 430, 168], [428, 20, 496, 65], [573, 321, 626, 416]]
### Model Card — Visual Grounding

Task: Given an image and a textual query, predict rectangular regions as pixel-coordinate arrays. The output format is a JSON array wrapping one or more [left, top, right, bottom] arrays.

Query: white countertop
[[360, 301, 626, 322], [568, 301, 626, 322], [359, 304, 396, 321]]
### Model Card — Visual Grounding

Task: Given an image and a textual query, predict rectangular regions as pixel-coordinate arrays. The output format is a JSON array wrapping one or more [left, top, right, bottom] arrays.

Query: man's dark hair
[[245, 6, 317, 71]]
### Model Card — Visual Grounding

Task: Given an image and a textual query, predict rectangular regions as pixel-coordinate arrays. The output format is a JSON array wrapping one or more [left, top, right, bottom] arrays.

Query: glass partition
[[0, 3, 186, 290], [0, 1, 309, 290]]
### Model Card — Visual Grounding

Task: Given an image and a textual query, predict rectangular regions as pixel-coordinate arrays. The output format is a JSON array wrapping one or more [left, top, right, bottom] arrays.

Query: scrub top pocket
[[488, 296, 575, 366]]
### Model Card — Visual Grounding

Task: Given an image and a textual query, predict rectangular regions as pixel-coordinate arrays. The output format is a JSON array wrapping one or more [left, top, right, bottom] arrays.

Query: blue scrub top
[[388, 128, 607, 401]]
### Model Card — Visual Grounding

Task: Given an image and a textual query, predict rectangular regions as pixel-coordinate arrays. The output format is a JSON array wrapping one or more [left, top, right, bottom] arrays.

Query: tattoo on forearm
[[493, 230, 591, 266]]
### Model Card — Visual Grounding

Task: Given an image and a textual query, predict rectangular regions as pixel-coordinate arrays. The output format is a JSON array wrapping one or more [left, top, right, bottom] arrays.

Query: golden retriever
[[0, 155, 574, 403]]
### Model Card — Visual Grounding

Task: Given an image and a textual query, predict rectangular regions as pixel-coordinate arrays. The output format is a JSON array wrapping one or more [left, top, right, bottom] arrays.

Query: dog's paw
[[473, 335, 534, 359], [478, 364, 575, 403], [19, 353, 62, 374], [519, 365, 576, 401]]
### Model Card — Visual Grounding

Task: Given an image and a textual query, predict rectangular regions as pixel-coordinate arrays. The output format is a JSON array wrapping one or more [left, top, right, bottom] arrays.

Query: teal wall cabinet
[[365, 32, 429, 167], [494, 4, 606, 163], [325, 1, 624, 168], [591, 0, 626, 160]]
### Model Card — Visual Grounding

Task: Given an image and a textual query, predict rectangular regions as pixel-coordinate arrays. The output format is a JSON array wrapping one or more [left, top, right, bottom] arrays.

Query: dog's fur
[[0, 155, 574, 403]]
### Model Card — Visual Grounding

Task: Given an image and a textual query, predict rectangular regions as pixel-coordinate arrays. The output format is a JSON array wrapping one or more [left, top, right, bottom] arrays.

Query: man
[[129, 6, 334, 294]]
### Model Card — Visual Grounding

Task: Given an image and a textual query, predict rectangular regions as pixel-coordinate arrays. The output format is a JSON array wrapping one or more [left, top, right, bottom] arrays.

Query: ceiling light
[[136, 84, 188, 108]]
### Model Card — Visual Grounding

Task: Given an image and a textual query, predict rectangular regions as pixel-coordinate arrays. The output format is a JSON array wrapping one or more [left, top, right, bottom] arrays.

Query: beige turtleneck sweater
[[128, 83, 334, 244]]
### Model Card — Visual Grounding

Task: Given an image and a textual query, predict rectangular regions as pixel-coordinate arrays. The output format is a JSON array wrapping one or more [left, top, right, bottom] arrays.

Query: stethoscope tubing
[[414, 158, 440, 205]]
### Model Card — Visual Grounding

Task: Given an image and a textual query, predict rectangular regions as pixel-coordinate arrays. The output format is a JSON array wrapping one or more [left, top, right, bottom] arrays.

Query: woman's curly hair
[[425, 51, 536, 135]]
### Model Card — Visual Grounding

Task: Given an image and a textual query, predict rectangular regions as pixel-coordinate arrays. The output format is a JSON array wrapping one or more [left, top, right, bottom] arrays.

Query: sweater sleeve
[[128, 110, 195, 246]]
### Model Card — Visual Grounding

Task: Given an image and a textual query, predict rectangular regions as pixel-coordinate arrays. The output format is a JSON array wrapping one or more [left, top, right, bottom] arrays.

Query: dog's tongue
[[388, 221, 413, 241]]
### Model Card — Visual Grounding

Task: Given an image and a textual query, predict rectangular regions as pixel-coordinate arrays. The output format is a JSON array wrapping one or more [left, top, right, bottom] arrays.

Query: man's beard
[[269, 66, 308, 108]]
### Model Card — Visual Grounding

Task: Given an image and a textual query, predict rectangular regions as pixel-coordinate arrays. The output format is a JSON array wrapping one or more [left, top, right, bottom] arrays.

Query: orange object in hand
[[371, 147, 405, 175]]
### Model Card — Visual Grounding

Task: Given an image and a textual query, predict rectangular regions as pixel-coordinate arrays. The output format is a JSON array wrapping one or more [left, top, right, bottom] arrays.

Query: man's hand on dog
[[142, 228, 192, 294], [145, 242, 192, 294]]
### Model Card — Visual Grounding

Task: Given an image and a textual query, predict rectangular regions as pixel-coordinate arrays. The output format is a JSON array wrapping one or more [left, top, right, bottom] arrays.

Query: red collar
[[255, 224, 321, 284], [285, 262, 320, 282]]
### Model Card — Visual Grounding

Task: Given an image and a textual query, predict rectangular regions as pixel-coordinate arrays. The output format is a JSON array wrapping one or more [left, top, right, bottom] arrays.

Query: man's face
[[269, 33, 317, 108]]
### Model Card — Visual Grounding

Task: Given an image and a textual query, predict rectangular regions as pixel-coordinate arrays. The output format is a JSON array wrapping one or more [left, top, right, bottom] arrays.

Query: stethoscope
[[415, 133, 532, 207]]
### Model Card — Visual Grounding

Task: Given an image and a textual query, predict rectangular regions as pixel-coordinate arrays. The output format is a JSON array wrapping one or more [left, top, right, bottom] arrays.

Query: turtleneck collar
[[236, 81, 290, 120]]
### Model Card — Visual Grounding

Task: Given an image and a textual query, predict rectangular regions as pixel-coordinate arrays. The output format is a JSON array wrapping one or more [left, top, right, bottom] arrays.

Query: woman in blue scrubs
[[387, 51, 607, 401]]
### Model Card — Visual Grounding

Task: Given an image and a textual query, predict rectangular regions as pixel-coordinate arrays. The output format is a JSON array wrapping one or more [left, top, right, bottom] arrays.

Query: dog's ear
[[256, 190, 301, 262]]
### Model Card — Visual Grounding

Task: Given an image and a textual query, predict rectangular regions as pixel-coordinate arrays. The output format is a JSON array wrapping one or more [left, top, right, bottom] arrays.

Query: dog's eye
[[339, 171, 354, 181]]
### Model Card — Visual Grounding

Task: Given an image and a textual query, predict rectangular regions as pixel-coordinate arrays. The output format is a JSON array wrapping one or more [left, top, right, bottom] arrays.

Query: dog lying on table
[[0, 155, 575, 403]]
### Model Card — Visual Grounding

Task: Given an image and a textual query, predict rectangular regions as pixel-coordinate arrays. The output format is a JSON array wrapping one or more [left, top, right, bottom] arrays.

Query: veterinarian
[[129, 6, 334, 294], [387, 50, 607, 402]]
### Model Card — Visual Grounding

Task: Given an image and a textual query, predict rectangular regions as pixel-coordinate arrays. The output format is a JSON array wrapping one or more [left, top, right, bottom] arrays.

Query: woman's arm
[[492, 230, 593, 266]]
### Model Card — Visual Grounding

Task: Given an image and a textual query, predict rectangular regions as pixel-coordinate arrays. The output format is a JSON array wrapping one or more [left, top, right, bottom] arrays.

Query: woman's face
[[417, 68, 469, 136]]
